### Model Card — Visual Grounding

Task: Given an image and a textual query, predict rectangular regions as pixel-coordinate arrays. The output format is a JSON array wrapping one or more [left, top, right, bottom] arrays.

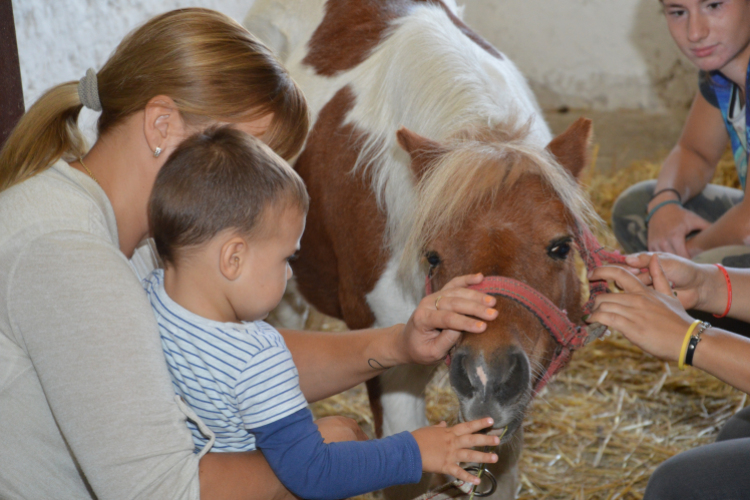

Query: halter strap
[[428, 222, 623, 394]]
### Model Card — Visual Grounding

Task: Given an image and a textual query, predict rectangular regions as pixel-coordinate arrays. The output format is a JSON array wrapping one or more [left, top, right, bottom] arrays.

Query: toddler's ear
[[220, 237, 246, 281]]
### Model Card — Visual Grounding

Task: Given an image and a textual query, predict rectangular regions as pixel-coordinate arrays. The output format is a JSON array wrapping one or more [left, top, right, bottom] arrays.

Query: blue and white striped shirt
[[144, 269, 308, 452]]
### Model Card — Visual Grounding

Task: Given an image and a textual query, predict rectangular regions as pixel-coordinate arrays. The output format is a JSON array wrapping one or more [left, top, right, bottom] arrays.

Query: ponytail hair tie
[[78, 68, 102, 111]]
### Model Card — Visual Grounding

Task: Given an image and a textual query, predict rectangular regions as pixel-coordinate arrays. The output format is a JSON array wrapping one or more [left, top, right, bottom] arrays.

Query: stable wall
[[12, 0, 695, 113]]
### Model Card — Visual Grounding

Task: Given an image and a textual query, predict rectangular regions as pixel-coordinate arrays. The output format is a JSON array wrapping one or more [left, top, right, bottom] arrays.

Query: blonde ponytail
[[0, 82, 87, 191], [0, 8, 308, 194]]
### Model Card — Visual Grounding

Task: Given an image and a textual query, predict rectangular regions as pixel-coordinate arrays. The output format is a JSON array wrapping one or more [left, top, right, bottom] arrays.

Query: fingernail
[[587, 270, 593, 278], [673, 290, 678, 297], [486, 308, 497, 316], [486, 418, 494, 425], [582, 314, 590, 322], [476, 321, 486, 329], [483, 296, 493, 304], [492, 454, 498, 462]]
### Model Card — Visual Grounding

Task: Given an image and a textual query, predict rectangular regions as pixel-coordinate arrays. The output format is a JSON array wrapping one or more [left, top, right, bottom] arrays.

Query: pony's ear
[[546, 117, 593, 180], [396, 127, 445, 181]]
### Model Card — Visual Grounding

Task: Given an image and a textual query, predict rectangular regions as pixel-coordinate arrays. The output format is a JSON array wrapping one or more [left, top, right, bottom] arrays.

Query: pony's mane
[[395, 120, 603, 293], [339, 2, 551, 243]]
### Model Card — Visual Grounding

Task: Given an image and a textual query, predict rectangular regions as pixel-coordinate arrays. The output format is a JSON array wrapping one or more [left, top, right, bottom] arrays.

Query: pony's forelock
[[395, 120, 603, 293]]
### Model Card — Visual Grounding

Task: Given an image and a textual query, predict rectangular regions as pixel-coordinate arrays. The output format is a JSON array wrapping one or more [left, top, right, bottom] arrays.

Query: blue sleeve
[[699, 70, 719, 109], [250, 408, 422, 500]]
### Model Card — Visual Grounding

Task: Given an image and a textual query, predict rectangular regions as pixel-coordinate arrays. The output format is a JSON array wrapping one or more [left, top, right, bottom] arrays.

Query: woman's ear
[[143, 95, 187, 158], [219, 236, 247, 281]]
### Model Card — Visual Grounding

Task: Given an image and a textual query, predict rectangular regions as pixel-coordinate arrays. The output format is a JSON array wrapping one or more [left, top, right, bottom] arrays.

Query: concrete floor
[[545, 107, 689, 173]]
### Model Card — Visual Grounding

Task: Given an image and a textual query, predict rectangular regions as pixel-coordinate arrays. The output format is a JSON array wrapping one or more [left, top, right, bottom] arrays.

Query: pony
[[245, 1, 603, 497]]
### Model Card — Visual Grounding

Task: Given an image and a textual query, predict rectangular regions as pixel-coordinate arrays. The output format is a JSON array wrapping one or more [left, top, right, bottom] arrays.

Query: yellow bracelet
[[678, 320, 701, 370]]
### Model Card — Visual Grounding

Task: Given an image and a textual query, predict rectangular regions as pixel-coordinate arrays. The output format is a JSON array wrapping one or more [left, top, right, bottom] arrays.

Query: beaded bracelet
[[645, 199, 681, 226], [713, 263, 732, 318]]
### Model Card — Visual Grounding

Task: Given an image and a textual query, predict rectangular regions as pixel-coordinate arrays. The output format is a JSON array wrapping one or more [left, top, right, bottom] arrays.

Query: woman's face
[[662, 0, 750, 73]]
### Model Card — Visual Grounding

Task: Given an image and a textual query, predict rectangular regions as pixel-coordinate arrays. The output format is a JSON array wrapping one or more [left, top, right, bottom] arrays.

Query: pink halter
[[426, 223, 624, 394]]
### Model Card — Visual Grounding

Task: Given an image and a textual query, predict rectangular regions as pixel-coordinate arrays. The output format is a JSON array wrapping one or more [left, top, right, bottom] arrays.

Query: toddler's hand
[[411, 417, 499, 485]]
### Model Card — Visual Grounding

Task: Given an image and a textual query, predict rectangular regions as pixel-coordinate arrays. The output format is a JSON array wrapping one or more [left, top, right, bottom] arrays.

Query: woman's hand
[[621, 252, 711, 311], [399, 273, 498, 365], [586, 256, 694, 362], [647, 204, 710, 258]]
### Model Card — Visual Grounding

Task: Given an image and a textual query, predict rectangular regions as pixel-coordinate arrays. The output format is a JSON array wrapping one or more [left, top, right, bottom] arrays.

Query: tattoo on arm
[[368, 358, 386, 370]]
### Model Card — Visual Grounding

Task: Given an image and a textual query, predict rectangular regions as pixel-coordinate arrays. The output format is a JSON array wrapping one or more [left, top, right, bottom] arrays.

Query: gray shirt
[[0, 161, 201, 499]]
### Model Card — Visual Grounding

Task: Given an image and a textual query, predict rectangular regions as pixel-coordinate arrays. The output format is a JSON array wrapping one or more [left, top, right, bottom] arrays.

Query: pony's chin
[[458, 407, 523, 445]]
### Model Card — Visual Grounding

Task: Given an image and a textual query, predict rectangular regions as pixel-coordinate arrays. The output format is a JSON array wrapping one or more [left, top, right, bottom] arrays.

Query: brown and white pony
[[245, 1, 601, 497]]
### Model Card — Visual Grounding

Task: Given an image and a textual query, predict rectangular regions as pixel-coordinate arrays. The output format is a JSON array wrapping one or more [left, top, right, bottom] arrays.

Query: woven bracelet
[[645, 199, 681, 225]]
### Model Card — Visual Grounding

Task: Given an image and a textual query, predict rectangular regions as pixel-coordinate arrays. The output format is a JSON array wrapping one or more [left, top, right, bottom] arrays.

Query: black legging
[[644, 406, 750, 500]]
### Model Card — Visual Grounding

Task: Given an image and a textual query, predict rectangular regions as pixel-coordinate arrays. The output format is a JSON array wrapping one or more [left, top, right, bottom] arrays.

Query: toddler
[[144, 126, 498, 499]]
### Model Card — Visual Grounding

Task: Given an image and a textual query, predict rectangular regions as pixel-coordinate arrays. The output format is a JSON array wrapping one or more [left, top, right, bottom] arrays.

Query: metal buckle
[[462, 466, 497, 497]]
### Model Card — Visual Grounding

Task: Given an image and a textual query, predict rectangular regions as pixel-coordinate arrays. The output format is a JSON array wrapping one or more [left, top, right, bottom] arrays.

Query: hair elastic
[[650, 187, 682, 204], [78, 68, 102, 112], [713, 263, 732, 318]]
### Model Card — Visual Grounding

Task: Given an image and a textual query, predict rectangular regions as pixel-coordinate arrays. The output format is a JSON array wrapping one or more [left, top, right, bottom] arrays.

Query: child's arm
[[251, 408, 498, 500]]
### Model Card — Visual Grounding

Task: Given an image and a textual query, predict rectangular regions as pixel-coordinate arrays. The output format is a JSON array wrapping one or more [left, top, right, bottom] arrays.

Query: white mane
[[251, 0, 554, 298]]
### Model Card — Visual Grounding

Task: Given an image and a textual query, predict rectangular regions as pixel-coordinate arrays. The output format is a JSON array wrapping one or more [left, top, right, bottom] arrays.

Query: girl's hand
[[400, 274, 498, 365], [647, 204, 710, 258], [412, 418, 499, 485], [587, 256, 694, 362], [622, 252, 709, 310]]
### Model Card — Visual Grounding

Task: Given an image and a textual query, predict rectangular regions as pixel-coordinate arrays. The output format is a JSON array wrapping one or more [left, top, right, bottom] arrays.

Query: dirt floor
[[298, 108, 747, 499]]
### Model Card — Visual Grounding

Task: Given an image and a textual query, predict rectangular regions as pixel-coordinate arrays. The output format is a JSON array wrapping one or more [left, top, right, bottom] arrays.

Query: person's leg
[[644, 408, 750, 500], [716, 406, 750, 442], [643, 438, 750, 499], [612, 181, 744, 255], [611, 180, 654, 254]]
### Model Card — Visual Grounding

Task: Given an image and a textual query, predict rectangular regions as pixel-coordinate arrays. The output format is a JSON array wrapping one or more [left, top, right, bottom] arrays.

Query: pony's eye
[[548, 242, 571, 260], [426, 251, 441, 267]]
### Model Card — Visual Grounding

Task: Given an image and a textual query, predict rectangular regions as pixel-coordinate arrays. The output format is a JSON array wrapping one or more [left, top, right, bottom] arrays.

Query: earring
[[153, 147, 162, 158]]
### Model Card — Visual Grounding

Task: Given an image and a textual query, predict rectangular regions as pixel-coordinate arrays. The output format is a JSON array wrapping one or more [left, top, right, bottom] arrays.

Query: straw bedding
[[300, 148, 744, 499]]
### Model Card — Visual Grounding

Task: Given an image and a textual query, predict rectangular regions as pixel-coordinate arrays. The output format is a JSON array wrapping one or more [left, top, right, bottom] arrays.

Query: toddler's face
[[234, 207, 306, 322], [662, 0, 750, 72]]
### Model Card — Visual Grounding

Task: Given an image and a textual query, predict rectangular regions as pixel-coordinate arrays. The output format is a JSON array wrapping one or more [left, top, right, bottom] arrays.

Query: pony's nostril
[[492, 349, 529, 403], [449, 352, 475, 398]]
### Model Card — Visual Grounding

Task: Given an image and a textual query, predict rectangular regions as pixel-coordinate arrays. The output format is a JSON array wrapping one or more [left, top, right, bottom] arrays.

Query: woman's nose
[[687, 12, 708, 43]]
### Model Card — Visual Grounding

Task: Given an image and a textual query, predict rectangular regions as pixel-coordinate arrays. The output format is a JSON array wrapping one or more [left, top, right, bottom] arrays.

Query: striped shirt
[[144, 269, 308, 452]]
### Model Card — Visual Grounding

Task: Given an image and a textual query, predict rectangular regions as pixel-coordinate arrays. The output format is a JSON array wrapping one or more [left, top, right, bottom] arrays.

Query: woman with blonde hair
[[0, 8, 498, 499]]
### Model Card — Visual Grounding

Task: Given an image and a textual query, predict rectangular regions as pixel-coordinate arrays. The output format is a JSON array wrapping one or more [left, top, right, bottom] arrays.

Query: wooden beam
[[0, 0, 24, 148]]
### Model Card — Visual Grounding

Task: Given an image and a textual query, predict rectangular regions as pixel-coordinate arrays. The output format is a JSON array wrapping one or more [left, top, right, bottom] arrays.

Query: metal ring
[[462, 466, 497, 497], [435, 296, 442, 310]]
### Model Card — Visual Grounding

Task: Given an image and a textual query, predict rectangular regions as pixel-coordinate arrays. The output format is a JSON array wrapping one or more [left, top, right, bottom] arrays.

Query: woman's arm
[[622, 252, 750, 323], [281, 274, 498, 402], [11, 234, 202, 499], [587, 258, 750, 394], [647, 92, 729, 257]]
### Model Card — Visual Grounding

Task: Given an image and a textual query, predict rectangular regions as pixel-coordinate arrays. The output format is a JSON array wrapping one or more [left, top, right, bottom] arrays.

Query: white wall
[[11, 0, 257, 109], [462, 0, 696, 111], [12, 0, 694, 113]]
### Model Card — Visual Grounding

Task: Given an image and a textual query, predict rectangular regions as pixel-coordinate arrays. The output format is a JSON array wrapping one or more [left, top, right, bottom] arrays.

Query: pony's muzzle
[[449, 344, 530, 431]]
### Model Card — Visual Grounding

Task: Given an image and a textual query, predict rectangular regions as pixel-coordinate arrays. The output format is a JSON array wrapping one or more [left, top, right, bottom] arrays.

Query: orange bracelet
[[713, 263, 732, 318]]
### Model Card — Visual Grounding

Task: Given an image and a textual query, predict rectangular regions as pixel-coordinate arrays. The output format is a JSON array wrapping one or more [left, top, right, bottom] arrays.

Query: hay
[[305, 146, 744, 499]]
